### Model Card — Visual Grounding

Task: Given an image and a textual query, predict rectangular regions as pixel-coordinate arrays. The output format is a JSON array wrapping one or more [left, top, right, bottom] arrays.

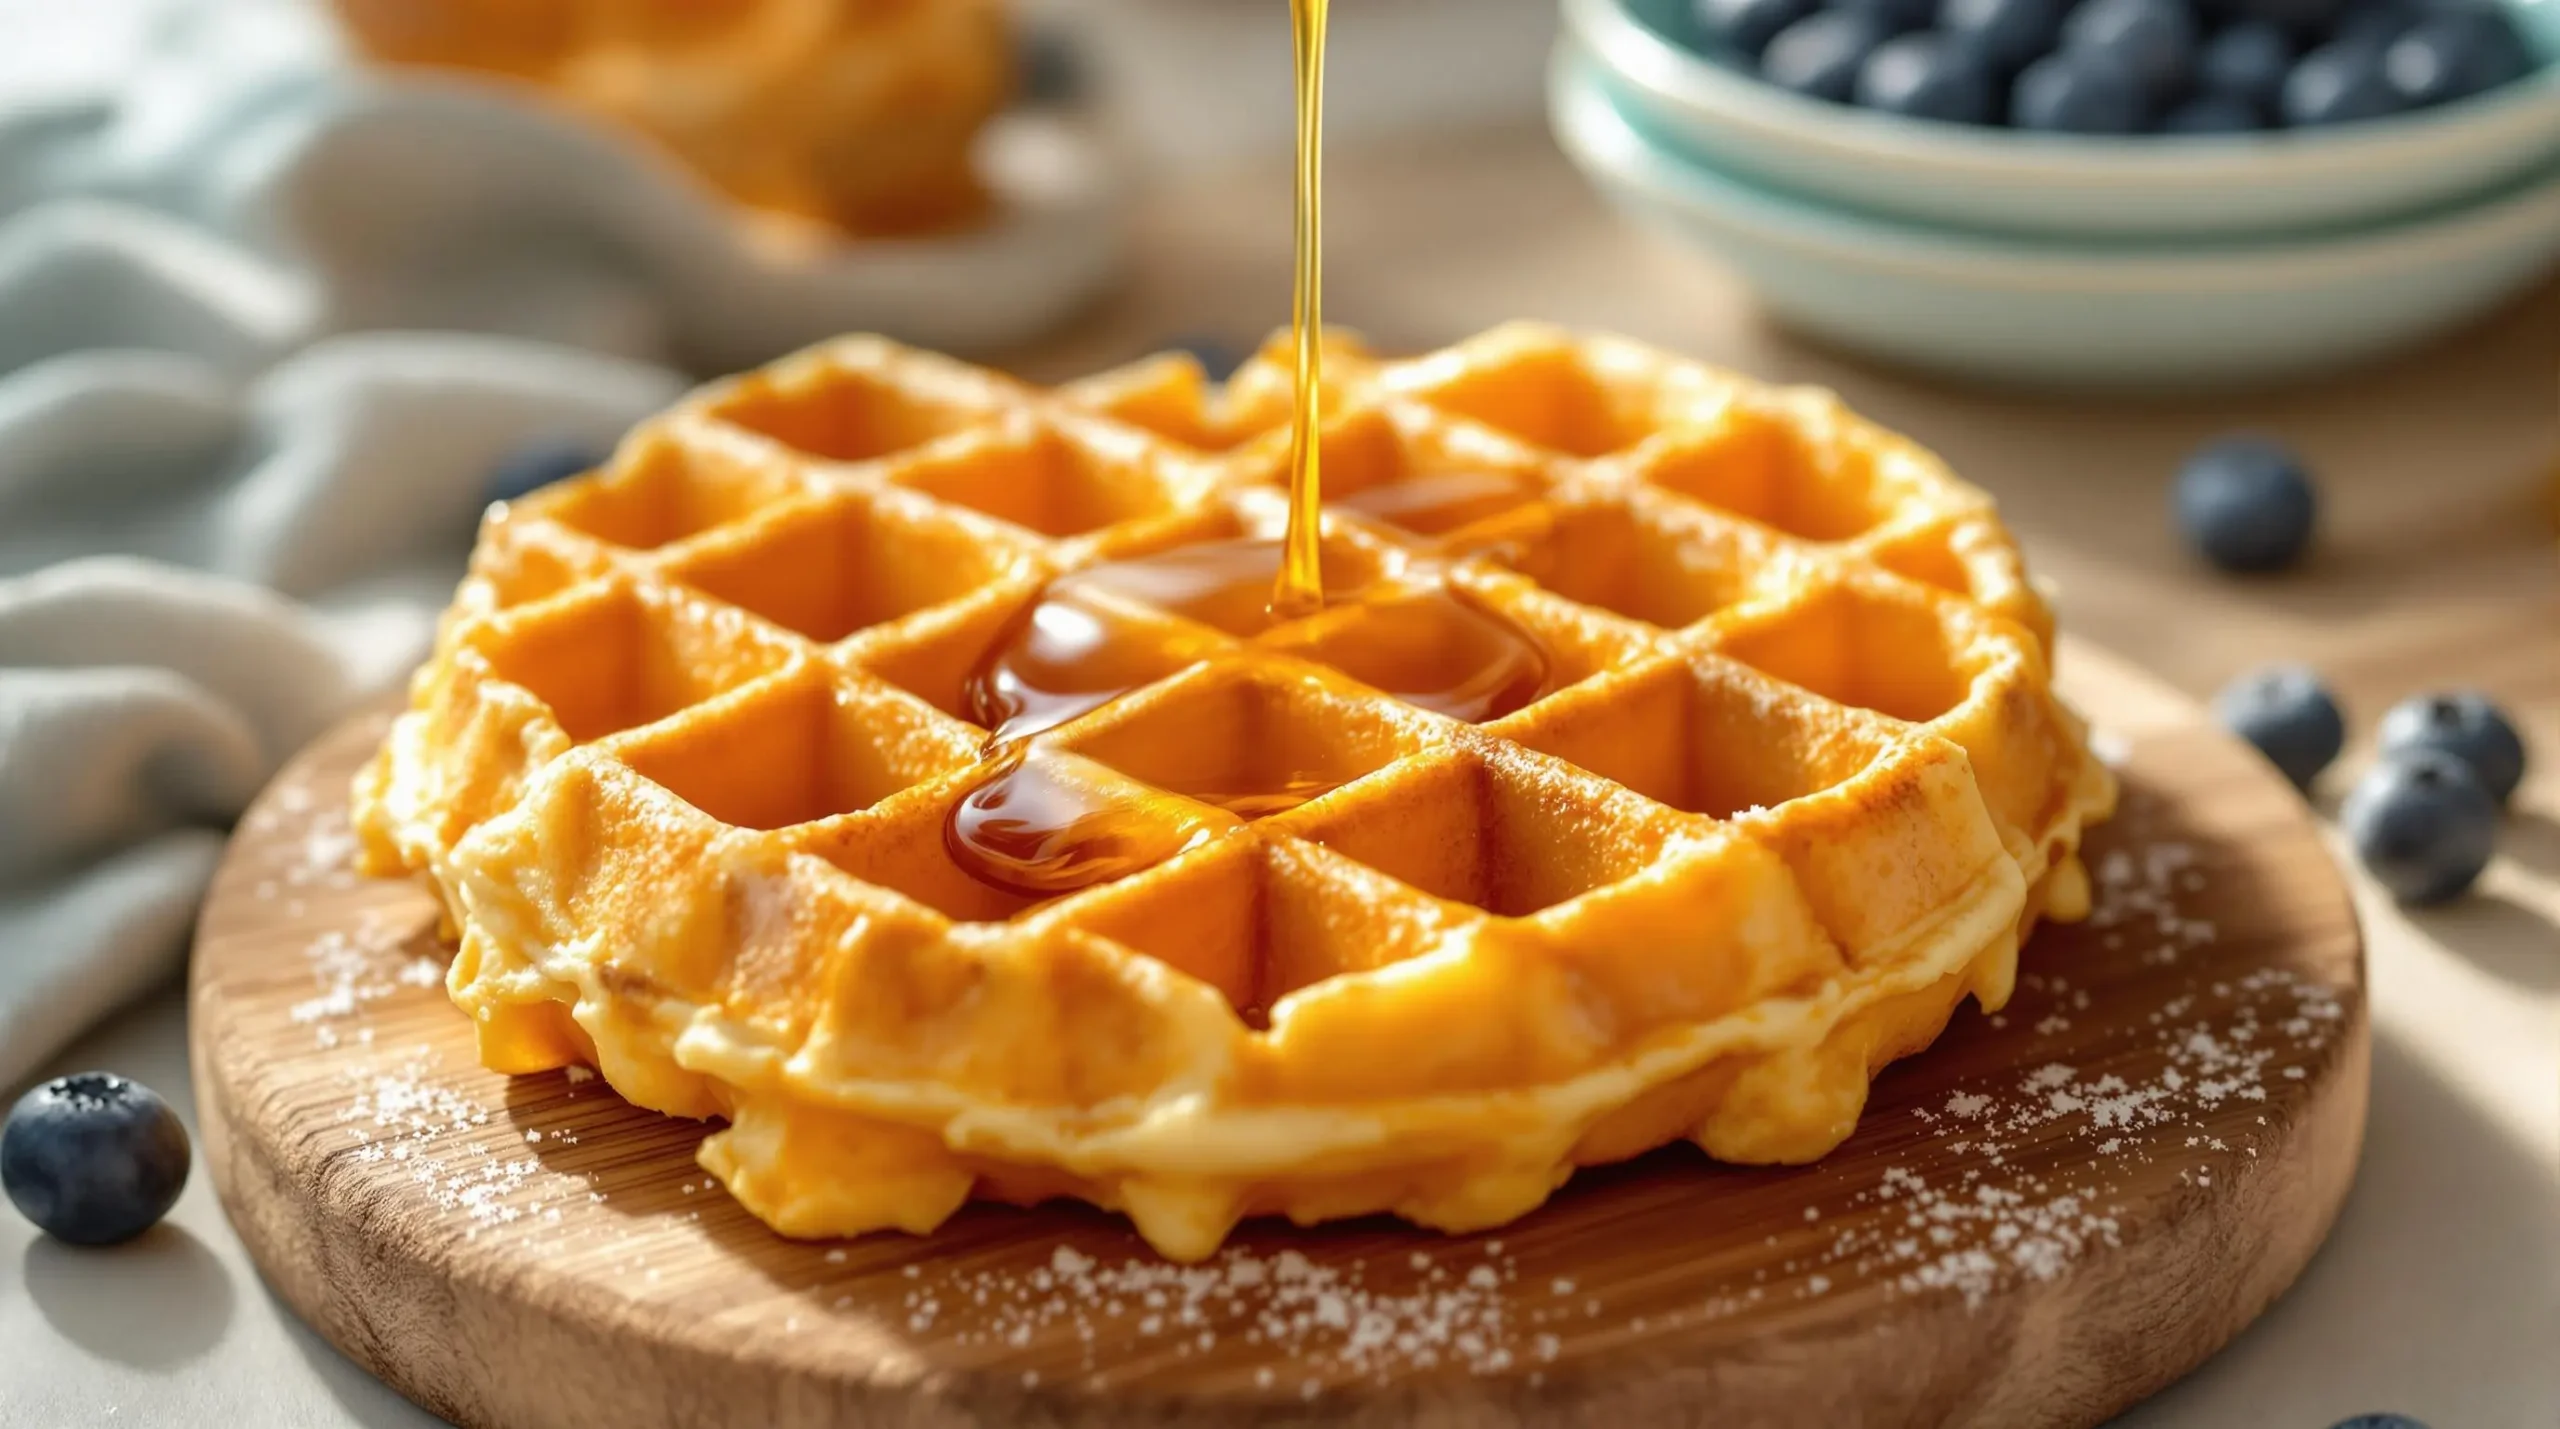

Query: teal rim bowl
[[1568, 0, 2560, 240], [1550, 48, 2560, 391]]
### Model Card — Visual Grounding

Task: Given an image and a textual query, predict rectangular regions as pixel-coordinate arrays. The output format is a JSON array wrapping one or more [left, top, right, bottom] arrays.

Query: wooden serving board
[[190, 644, 2367, 1429]]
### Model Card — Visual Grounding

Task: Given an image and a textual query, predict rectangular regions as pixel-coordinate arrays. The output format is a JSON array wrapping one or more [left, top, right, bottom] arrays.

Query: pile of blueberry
[[2219, 672, 2522, 902], [1678, 0, 2541, 132], [2172, 430, 2529, 905]]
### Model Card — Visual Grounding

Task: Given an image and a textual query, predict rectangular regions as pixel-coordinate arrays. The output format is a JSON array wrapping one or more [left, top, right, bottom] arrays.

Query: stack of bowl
[[1553, 0, 2560, 390]]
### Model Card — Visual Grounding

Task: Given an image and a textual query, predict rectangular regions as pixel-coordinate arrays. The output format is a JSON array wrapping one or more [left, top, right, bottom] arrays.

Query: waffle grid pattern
[[356, 323, 2116, 1260]]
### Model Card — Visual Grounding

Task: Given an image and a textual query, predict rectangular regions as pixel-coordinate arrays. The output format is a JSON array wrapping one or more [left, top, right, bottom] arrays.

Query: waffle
[[327, 0, 1012, 235], [354, 323, 2116, 1261]]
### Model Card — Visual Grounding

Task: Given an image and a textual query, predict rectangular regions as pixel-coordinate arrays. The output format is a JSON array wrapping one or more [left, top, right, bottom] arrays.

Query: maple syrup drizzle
[[940, 2, 1553, 902], [944, 543, 1554, 900], [1272, 0, 1329, 620], [947, 542, 1324, 897]]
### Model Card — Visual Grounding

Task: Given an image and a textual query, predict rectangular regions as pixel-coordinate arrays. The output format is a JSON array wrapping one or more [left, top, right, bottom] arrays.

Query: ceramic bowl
[[1550, 50, 2560, 391], [1565, 0, 2560, 240]]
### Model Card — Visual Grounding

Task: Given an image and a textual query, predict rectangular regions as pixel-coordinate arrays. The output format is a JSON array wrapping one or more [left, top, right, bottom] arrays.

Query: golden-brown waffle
[[327, 0, 1011, 235], [355, 323, 2117, 1261]]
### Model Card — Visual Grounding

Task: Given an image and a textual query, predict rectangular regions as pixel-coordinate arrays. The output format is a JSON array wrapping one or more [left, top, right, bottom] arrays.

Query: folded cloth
[[0, 0, 1122, 1083], [0, 0, 1121, 375], [0, 337, 682, 1084]]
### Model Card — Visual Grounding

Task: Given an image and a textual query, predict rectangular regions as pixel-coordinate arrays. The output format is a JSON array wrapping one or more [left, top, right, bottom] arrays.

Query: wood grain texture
[[190, 644, 2367, 1429]]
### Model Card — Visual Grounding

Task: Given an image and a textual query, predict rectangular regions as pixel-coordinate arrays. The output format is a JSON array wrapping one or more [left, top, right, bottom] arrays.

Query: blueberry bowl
[[1550, 49, 2560, 388], [1565, 0, 2560, 238]]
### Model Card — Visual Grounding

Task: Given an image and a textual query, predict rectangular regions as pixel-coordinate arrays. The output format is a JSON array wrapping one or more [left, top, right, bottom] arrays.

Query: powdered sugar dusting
[[1787, 798, 2349, 1314], [2089, 840, 2218, 965], [903, 1242, 1544, 1388], [289, 910, 426, 1050], [1816, 962, 2341, 1308], [335, 1051, 611, 1249], [251, 782, 362, 896]]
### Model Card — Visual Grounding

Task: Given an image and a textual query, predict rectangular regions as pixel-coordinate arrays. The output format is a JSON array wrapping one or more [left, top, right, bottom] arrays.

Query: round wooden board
[[190, 643, 2366, 1429]]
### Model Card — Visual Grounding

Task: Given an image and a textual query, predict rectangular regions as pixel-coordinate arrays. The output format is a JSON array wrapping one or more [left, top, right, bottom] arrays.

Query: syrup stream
[[1273, 0, 1328, 620]]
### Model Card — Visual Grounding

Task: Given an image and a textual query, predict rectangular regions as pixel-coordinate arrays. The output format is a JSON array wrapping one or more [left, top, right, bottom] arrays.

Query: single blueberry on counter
[[2062, 0, 2200, 101], [2343, 752, 2500, 904], [2382, 10, 2535, 107], [2173, 434, 2318, 572], [2376, 691, 2528, 805], [2284, 39, 2409, 123], [2013, 50, 2153, 130], [2196, 21, 2296, 110], [1764, 12, 1898, 100], [1014, 21, 1090, 108], [1855, 33, 2001, 122], [1939, 0, 2071, 74], [486, 438, 606, 504], [1167, 335, 1248, 382], [1696, 0, 1824, 57], [2327, 1416, 2433, 1429], [3, 1074, 192, 1246], [2214, 664, 2346, 790]]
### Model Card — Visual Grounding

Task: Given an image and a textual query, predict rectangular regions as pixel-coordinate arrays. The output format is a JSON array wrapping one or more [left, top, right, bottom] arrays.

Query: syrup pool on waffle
[[943, 536, 1553, 898]]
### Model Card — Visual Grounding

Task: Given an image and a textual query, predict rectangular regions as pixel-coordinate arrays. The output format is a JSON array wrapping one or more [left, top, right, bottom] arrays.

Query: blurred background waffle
[[0, 0, 1125, 372], [327, 0, 1015, 237]]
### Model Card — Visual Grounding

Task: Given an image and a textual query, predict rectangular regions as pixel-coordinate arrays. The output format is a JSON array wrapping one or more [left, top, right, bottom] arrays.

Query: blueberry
[[1833, 0, 1943, 36], [2197, 22, 2296, 110], [2062, 0, 2201, 101], [2236, 0, 2351, 38], [2013, 50, 2153, 129], [2377, 691, 2528, 805], [2328, 1417, 2432, 1429], [1939, 0, 2070, 73], [2173, 434, 2318, 572], [1763, 12, 1897, 100], [2, 1074, 191, 1246], [2159, 92, 2272, 127], [1015, 22, 1089, 108], [2383, 10, 2535, 107], [486, 438, 605, 504], [1167, 335, 1247, 382], [2343, 752, 2499, 904], [1854, 34, 2001, 122], [2333, 0, 2419, 51], [2215, 664, 2346, 790], [2284, 40, 2409, 123], [1696, 0, 1824, 57]]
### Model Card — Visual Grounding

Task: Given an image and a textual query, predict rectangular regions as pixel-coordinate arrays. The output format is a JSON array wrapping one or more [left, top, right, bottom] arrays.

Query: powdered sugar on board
[[898, 1242, 1552, 1392]]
